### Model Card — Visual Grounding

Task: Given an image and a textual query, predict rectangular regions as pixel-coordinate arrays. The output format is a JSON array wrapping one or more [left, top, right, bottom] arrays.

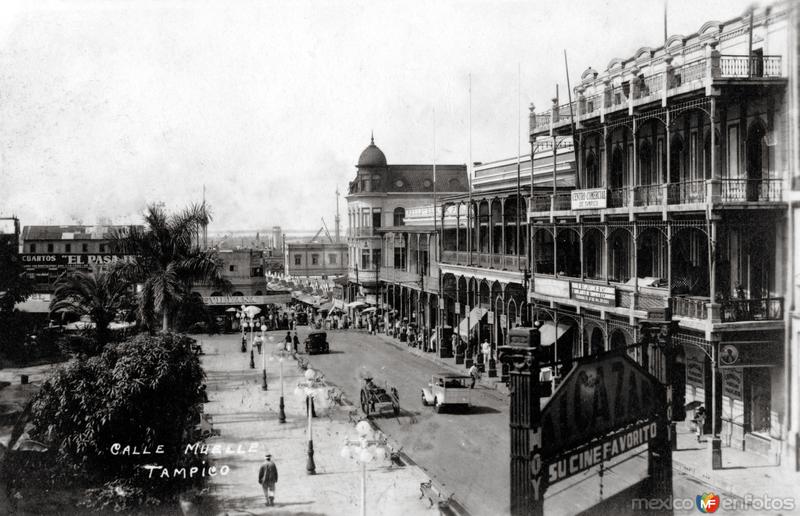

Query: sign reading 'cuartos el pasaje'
[[21, 254, 137, 267]]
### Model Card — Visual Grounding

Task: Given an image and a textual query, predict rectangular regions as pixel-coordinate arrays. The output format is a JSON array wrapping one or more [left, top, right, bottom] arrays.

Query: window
[[393, 247, 407, 270], [229, 265, 236, 272], [29, 244, 36, 252], [727, 125, 740, 177], [328, 253, 337, 264], [393, 207, 405, 226], [99, 244, 106, 252], [82, 243, 89, 253], [372, 209, 382, 228], [294, 254, 301, 265], [47, 243, 54, 252], [372, 249, 381, 269], [361, 249, 370, 269], [65, 243, 71, 253], [361, 208, 370, 228], [311, 254, 319, 265], [419, 249, 429, 276]]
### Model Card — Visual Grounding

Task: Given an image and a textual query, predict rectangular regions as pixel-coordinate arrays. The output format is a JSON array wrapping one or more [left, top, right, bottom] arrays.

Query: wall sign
[[570, 282, 616, 306], [203, 294, 291, 306], [21, 253, 137, 267], [718, 341, 780, 368], [571, 188, 607, 210]]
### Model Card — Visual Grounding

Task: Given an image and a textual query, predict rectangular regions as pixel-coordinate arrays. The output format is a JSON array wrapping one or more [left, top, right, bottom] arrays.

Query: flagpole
[[516, 64, 521, 265], [468, 74, 473, 267]]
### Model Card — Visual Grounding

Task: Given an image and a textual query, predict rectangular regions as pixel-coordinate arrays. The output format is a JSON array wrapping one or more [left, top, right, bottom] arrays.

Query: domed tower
[[355, 133, 388, 193]]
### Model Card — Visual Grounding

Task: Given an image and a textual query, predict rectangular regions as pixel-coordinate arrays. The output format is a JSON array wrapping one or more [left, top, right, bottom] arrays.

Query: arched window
[[610, 146, 624, 188], [393, 207, 405, 226], [638, 140, 654, 185], [669, 134, 684, 183], [746, 121, 769, 183], [585, 152, 600, 188]]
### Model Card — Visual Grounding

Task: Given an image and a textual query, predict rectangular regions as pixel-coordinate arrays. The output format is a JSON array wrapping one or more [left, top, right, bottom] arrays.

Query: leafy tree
[[0, 234, 32, 312], [111, 203, 229, 332], [27, 333, 206, 492], [49, 269, 133, 350]]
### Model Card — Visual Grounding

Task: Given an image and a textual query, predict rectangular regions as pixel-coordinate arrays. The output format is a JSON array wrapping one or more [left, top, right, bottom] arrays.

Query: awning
[[457, 307, 488, 339], [347, 301, 367, 309], [332, 299, 345, 310], [538, 321, 572, 347]]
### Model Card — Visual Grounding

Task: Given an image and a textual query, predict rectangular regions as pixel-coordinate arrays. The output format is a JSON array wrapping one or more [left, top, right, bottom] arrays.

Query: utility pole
[[335, 187, 341, 243]]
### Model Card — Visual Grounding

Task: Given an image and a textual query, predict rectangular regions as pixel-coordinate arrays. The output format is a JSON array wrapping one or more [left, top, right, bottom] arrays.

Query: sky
[[0, 0, 759, 231]]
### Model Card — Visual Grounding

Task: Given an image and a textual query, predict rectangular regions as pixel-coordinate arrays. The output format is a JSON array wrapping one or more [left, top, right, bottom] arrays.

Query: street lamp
[[270, 341, 292, 423], [340, 420, 391, 516], [294, 368, 331, 475], [237, 305, 247, 352], [261, 325, 269, 390]]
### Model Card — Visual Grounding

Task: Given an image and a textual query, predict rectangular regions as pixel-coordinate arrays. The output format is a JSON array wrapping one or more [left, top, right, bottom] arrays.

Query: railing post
[[706, 38, 721, 95], [706, 178, 721, 206], [707, 302, 721, 324], [663, 54, 673, 107]]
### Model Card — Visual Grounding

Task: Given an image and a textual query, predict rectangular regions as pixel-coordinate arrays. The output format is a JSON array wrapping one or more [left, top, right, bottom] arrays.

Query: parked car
[[421, 373, 472, 413], [304, 331, 330, 354]]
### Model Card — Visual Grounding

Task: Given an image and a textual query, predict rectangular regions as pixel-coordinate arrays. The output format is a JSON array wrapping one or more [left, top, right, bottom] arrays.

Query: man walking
[[258, 453, 278, 506], [468, 363, 480, 389]]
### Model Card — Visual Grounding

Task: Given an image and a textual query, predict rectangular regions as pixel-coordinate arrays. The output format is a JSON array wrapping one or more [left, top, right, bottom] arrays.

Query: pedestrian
[[284, 331, 292, 351], [451, 333, 459, 357], [481, 340, 491, 367], [694, 406, 706, 442], [468, 363, 480, 389], [258, 453, 278, 506], [254, 334, 263, 354], [292, 332, 300, 354]]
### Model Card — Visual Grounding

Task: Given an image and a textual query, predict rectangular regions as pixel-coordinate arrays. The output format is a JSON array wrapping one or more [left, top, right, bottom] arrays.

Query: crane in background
[[308, 218, 334, 244]]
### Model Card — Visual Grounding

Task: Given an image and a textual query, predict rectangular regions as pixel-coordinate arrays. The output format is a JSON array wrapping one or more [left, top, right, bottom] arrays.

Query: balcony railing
[[532, 56, 784, 132], [667, 180, 706, 204], [721, 297, 783, 322], [720, 178, 783, 202], [673, 58, 706, 85], [554, 193, 571, 210], [609, 187, 631, 208], [671, 296, 708, 320], [531, 195, 550, 212], [720, 55, 782, 78], [634, 184, 663, 206]]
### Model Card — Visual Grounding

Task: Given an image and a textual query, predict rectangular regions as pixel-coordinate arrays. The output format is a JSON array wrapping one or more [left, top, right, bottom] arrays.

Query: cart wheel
[[433, 398, 442, 413], [360, 391, 368, 414], [421, 392, 428, 406]]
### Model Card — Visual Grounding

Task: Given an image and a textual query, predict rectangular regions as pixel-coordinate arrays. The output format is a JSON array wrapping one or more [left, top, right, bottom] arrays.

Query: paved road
[[288, 327, 744, 516]]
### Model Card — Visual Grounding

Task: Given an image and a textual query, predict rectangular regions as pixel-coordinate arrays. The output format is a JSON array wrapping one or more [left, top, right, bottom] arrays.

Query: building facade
[[528, 2, 795, 462], [345, 136, 469, 304], [20, 225, 138, 294], [284, 242, 348, 278]]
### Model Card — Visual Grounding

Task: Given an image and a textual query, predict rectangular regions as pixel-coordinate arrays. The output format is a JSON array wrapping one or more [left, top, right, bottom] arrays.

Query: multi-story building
[[527, 2, 795, 462], [20, 225, 138, 293], [284, 242, 348, 278], [345, 135, 468, 304]]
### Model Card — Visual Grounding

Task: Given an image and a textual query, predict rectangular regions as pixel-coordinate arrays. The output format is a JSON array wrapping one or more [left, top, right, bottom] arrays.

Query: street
[[295, 326, 746, 516]]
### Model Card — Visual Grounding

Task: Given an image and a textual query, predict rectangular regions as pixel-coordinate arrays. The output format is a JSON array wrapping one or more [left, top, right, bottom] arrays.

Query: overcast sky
[[0, 0, 758, 231]]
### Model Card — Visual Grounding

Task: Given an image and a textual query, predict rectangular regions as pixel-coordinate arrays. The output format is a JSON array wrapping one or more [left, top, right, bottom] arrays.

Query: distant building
[[345, 135, 469, 304], [284, 242, 348, 278], [20, 224, 139, 294], [193, 249, 265, 298], [272, 226, 282, 249]]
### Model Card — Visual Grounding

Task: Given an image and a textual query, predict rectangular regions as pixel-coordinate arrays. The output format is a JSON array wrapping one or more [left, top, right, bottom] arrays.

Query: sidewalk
[[672, 421, 800, 508], [198, 334, 433, 516]]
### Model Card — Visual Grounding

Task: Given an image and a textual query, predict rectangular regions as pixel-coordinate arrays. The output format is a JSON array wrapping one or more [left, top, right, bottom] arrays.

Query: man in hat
[[258, 453, 278, 506]]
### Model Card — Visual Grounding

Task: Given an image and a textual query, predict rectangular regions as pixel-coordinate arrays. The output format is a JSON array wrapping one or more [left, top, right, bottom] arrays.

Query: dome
[[357, 134, 387, 167]]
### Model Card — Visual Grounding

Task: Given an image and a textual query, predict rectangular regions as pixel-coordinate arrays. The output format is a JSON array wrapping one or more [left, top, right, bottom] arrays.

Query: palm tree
[[50, 269, 132, 348], [111, 203, 229, 332]]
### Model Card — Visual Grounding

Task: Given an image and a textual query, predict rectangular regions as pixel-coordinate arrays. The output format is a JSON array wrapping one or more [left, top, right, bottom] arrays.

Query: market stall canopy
[[362, 307, 377, 313], [347, 301, 367, 309], [457, 307, 488, 339], [244, 305, 262, 317]]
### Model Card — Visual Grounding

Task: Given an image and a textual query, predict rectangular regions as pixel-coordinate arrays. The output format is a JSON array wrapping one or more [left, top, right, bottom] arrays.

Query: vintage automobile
[[421, 373, 472, 413], [304, 331, 330, 354], [360, 378, 399, 417]]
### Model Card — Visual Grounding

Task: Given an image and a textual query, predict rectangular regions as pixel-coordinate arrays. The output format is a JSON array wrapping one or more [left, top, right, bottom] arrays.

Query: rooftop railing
[[720, 178, 783, 202], [719, 55, 782, 78]]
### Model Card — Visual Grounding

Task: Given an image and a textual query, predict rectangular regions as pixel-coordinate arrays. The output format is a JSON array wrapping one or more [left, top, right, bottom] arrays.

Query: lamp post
[[294, 368, 330, 475], [270, 340, 292, 423], [261, 325, 268, 390], [340, 420, 391, 516], [238, 305, 247, 352]]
